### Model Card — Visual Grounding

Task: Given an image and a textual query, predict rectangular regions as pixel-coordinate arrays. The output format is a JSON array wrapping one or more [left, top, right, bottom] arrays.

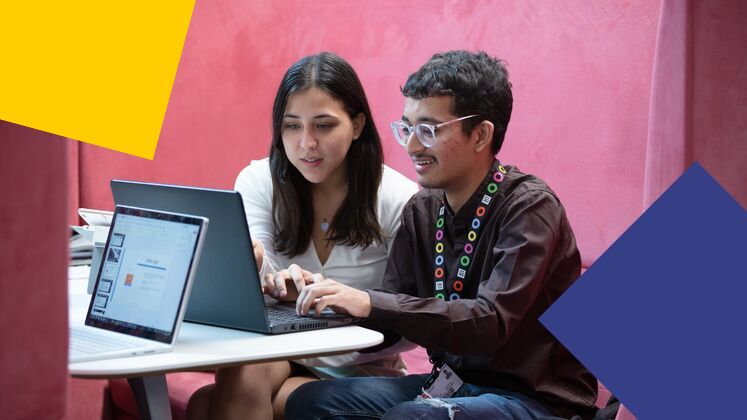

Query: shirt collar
[[442, 159, 502, 221]]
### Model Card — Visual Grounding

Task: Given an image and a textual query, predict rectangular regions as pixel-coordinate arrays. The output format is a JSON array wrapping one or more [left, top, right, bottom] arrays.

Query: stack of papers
[[69, 208, 113, 266], [70, 226, 94, 265]]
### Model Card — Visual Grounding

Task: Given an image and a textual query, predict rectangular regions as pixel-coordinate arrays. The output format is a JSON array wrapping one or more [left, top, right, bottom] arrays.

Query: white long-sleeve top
[[234, 158, 419, 378]]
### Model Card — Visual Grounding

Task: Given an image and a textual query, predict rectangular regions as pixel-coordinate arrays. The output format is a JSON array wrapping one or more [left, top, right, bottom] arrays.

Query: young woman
[[186, 52, 418, 420]]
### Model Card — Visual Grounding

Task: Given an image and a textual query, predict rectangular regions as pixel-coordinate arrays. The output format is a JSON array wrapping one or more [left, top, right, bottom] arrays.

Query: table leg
[[128, 375, 172, 420]]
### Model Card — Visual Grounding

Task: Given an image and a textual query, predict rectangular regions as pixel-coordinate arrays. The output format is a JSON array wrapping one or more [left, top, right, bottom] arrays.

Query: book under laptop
[[69, 205, 208, 363], [111, 179, 357, 334]]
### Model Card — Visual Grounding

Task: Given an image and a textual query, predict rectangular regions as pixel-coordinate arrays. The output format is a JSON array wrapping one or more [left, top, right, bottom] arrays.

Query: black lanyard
[[433, 165, 506, 300]]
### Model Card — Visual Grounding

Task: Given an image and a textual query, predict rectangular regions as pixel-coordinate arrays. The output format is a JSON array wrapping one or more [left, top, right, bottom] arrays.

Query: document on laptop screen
[[89, 212, 200, 334]]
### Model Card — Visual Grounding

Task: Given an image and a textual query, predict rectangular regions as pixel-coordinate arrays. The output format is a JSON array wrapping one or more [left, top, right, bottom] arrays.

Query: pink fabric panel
[[0, 121, 69, 419], [74, 0, 661, 267], [63, 379, 110, 420], [67, 140, 81, 226], [643, 0, 691, 207], [596, 381, 612, 408], [690, 0, 747, 208], [616, 404, 637, 420], [645, 0, 747, 208], [400, 347, 432, 375]]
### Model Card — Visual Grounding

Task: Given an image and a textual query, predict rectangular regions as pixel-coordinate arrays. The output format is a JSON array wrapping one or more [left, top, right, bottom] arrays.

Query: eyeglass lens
[[393, 122, 436, 147]]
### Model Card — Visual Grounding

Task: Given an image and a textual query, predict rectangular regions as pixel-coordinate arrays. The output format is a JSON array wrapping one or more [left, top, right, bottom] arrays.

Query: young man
[[285, 51, 598, 419]]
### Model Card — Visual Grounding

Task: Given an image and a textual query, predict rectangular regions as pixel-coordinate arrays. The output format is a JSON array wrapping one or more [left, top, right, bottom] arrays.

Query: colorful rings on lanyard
[[432, 166, 505, 301]]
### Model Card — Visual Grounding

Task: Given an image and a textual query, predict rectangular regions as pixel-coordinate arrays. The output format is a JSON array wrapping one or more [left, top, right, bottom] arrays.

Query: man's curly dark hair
[[402, 50, 513, 154]]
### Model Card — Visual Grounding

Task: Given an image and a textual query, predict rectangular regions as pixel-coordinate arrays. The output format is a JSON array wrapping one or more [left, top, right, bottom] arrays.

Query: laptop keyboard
[[70, 327, 142, 354], [266, 306, 308, 323]]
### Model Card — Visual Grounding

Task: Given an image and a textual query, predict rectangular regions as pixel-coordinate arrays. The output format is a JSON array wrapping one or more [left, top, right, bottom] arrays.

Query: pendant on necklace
[[320, 218, 330, 233]]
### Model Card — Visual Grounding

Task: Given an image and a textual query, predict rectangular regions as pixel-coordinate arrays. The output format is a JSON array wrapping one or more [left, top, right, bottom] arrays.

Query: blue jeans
[[285, 374, 554, 419]]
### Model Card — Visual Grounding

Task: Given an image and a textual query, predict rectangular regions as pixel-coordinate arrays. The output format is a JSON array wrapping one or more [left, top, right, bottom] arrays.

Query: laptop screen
[[85, 206, 205, 343]]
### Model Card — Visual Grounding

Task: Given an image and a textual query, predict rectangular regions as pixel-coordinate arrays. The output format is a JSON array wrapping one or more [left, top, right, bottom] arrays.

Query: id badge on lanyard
[[420, 362, 464, 399]]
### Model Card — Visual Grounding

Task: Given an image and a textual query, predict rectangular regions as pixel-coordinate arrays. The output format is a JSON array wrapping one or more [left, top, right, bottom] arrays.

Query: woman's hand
[[262, 264, 320, 302], [295, 278, 372, 318], [252, 239, 265, 270]]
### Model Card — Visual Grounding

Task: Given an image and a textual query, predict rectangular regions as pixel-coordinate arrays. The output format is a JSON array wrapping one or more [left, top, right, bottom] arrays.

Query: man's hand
[[262, 264, 320, 301], [296, 279, 372, 318]]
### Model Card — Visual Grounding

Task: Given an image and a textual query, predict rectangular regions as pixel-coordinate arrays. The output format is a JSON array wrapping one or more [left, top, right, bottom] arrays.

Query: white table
[[68, 267, 383, 419]]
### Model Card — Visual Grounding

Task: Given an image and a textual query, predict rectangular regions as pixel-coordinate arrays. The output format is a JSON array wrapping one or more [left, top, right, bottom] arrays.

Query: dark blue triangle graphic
[[541, 162, 747, 419]]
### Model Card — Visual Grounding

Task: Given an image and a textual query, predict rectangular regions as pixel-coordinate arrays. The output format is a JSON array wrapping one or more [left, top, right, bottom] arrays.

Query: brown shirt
[[365, 162, 597, 418]]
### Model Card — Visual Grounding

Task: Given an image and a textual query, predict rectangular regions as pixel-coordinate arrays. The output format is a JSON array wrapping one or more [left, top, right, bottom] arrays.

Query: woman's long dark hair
[[269, 52, 384, 257]]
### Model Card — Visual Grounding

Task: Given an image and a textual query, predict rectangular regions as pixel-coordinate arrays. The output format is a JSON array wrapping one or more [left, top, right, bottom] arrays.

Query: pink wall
[[75, 0, 662, 266]]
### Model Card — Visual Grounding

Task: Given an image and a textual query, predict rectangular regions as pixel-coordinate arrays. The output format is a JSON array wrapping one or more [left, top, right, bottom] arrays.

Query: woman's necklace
[[315, 185, 345, 235]]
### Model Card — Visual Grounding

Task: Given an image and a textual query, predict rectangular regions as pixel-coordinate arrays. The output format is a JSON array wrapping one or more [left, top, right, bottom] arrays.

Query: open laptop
[[69, 205, 208, 363], [111, 180, 356, 334]]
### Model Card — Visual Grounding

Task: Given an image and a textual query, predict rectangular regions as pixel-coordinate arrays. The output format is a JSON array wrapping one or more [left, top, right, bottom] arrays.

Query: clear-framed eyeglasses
[[390, 114, 479, 148]]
